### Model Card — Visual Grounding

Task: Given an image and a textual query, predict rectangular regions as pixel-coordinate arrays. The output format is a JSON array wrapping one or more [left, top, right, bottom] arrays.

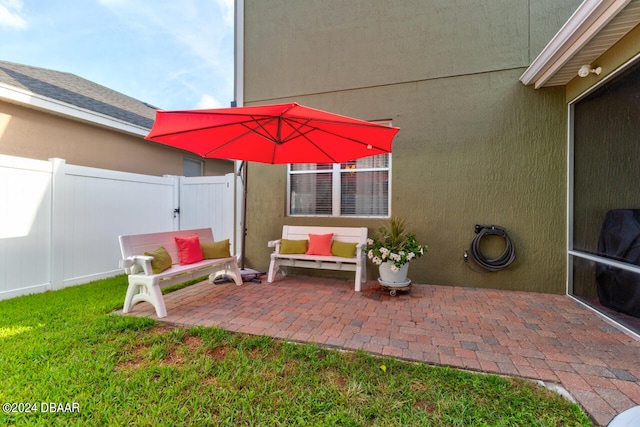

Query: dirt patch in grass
[[207, 345, 229, 361], [116, 342, 154, 371], [115, 325, 270, 372], [150, 324, 174, 334], [159, 334, 203, 367], [116, 326, 206, 370]]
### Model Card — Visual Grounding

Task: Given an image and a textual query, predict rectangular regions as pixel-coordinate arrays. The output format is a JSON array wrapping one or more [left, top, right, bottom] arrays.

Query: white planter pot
[[378, 262, 409, 285]]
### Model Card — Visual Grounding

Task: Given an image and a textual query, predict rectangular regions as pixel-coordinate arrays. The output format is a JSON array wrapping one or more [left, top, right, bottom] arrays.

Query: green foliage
[[0, 275, 592, 426], [366, 216, 428, 269]]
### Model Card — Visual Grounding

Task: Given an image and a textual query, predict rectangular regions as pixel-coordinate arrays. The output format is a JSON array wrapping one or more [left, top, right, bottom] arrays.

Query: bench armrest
[[268, 239, 282, 253], [120, 255, 154, 275]]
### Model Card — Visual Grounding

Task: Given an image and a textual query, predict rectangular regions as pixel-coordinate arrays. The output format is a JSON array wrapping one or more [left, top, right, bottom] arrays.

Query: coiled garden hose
[[464, 224, 515, 272]]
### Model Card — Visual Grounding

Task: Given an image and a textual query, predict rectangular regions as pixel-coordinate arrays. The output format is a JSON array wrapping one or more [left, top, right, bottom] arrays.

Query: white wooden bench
[[267, 225, 368, 291], [119, 228, 241, 318]]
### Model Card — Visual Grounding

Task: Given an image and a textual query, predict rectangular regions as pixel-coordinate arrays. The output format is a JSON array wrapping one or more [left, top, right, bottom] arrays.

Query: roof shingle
[[0, 60, 157, 129]]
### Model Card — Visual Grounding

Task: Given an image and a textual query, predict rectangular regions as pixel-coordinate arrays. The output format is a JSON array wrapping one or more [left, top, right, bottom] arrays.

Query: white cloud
[[214, 0, 234, 27], [98, 0, 233, 69], [196, 94, 223, 109], [95, 0, 235, 108], [0, 0, 27, 30]]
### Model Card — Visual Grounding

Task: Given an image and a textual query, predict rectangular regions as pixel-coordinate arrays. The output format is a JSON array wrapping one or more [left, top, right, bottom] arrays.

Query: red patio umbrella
[[145, 103, 400, 276], [145, 102, 399, 164]]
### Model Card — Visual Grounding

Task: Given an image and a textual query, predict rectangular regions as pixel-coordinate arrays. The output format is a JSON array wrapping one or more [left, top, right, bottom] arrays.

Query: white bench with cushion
[[119, 228, 241, 318], [267, 225, 368, 291]]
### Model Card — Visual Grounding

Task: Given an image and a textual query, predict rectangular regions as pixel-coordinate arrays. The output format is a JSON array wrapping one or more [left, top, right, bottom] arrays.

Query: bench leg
[[362, 262, 367, 285], [223, 260, 243, 286], [267, 257, 278, 283], [123, 277, 167, 318], [354, 259, 367, 292], [355, 266, 362, 292], [208, 260, 243, 286], [230, 261, 243, 286]]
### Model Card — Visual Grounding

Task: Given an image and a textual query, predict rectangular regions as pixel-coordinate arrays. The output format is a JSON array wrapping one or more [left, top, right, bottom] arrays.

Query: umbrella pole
[[241, 161, 248, 270], [239, 161, 263, 282]]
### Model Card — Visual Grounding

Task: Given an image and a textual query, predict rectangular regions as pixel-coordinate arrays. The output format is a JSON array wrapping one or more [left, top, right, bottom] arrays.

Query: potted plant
[[366, 217, 428, 285]]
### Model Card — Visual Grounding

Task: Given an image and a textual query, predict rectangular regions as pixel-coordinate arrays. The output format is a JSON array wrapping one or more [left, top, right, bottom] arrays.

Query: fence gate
[[178, 174, 236, 253]]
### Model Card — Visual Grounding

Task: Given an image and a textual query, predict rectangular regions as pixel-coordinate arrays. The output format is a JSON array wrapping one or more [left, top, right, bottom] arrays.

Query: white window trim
[[287, 154, 392, 218]]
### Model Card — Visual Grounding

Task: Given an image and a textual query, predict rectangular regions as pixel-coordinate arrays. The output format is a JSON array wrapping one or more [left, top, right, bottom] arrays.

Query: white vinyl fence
[[0, 155, 236, 301]]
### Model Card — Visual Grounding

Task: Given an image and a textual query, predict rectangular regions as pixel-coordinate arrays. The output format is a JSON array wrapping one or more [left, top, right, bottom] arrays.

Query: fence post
[[234, 162, 244, 261], [222, 172, 236, 255], [49, 158, 66, 290], [163, 175, 181, 231]]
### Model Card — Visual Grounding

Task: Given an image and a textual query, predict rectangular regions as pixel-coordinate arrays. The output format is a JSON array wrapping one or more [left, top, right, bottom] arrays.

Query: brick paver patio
[[120, 276, 640, 426]]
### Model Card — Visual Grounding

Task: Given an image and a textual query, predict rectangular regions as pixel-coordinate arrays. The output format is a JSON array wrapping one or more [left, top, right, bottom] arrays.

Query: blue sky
[[0, 0, 234, 110]]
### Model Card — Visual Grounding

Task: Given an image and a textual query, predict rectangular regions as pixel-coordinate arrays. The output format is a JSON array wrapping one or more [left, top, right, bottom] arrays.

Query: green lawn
[[0, 276, 593, 426]]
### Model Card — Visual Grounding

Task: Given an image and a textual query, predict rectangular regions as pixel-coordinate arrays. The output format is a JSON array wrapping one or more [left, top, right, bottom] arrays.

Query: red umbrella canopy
[[145, 103, 399, 164]]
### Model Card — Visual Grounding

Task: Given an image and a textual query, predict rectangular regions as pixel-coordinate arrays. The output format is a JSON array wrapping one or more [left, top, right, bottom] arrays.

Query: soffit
[[521, 0, 640, 88]]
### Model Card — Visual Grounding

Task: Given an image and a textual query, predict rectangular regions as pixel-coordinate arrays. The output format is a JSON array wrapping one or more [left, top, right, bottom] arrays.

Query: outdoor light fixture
[[578, 64, 602, 77]]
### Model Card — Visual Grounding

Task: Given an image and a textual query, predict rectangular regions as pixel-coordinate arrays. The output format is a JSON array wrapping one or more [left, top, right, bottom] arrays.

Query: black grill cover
[[596, 209, 640, 318]]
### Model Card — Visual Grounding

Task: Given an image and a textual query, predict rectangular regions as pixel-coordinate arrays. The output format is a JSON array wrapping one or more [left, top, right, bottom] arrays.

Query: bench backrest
[[281, 225, 367, 245], [119, 228, 215, 271]]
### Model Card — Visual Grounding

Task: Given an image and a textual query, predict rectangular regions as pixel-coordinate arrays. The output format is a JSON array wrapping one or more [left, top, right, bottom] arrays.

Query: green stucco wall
[[242, 0, 582, 293]]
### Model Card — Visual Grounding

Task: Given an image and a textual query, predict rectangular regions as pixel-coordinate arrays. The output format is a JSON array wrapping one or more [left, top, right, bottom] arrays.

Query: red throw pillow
[[175, 234, 204, 265], [306, 233, 333, 256]]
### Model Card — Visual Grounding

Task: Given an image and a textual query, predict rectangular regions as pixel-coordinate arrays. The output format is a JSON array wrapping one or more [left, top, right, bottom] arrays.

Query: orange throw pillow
[[306, 233, 333, 256], [175, 233, 204, 265]]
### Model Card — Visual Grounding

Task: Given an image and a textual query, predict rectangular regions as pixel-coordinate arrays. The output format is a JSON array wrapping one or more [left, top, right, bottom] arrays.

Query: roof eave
[[0, 82, 150, 137], [520, 0, 631, 89]]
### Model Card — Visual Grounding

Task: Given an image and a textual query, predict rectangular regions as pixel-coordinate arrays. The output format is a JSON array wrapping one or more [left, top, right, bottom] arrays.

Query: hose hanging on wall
[[464, 224, 516, 272]]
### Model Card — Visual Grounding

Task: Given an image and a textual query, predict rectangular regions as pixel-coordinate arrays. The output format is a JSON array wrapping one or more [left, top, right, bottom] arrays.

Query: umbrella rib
[[147, 117, 274, 140], [298, 133, 340, 163], [250, 115, 281, 143], [267, 118, 340, 163], [201, 126, 255, 157], [278, 118, 312, 143], [270, 118, 394, 163], [202, 119, 282, 157], [282, 118, 393, 151]]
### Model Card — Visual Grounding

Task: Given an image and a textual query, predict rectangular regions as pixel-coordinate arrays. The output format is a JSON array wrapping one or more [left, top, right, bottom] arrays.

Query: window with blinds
[[183, 157, 203, 177], [288, 154, 390, 217]]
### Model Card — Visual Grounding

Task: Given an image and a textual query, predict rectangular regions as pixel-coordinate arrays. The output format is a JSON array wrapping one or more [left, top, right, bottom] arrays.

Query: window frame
[[286, 153, 392, 218], [183, 157, 203, 177], [567, 53, 640, 297]]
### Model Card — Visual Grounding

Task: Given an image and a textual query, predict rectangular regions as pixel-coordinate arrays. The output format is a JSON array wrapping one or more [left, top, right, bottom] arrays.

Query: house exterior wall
[[0, 101, 233, 176], [242, 0, 582, 293]]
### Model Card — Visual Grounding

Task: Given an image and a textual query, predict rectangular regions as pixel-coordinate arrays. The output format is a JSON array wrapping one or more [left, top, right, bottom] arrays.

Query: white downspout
[[234, 0, 244, 108], [234, 0, 245, 263]]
